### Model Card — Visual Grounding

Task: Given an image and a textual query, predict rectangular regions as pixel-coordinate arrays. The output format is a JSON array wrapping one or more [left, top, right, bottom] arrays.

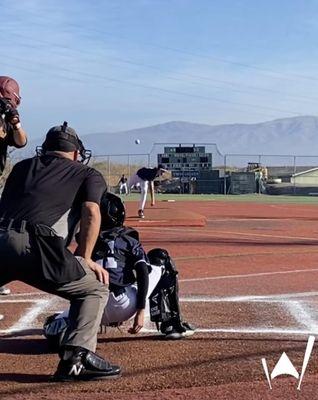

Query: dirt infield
[[126, 203, 206, 227], [2, 199, 318, 399]]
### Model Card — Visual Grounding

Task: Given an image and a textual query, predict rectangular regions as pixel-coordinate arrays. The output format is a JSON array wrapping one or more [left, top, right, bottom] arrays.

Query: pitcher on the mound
[[128, 164, 167, 218]]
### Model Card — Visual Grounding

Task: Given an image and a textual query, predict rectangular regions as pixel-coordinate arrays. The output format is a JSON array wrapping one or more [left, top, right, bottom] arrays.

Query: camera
[[0, 98, 12, 116], [0, 98, 20, 125]]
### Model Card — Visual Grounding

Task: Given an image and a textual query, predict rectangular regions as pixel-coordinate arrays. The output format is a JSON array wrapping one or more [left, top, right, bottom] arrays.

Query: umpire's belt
[[0, 218, 31, 233]]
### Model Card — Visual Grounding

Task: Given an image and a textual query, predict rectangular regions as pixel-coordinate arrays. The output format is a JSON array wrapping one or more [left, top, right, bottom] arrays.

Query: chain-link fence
[[224, 154, 318, 195], [6, 148, 318, 196], [90, 154, 150, 191]]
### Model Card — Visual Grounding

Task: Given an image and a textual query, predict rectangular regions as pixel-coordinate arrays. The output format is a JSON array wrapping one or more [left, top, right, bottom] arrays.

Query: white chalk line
[[179, 293, 318, 303], [180, 268, 318, 283], [0, 299, 41, 303], [141, 327, 318, 336], [284, 301, 318, 332], [144, 293, 318, 336], [3, 293, 318, 337], [141, 226, 318, 242], [0, 297, 56, 334], [4, 293, 317, 305], [207, 218, 283, 222], [1, 292, 51, 298]]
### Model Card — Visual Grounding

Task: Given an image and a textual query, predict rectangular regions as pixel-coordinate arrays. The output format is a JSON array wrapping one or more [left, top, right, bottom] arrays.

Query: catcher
[[44, 192, 195, 351]]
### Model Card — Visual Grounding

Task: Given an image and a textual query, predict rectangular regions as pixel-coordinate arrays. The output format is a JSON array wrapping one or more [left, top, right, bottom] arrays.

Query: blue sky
[[1, 0, 318, 140]]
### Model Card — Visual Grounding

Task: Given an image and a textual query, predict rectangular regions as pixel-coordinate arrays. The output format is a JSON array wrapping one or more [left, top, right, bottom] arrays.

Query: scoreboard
[[157, 145, 212, 178]]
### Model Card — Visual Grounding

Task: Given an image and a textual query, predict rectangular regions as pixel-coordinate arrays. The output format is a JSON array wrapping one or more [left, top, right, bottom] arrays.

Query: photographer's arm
[[6, 109, 27, 148], [12, 125, 27, 148]]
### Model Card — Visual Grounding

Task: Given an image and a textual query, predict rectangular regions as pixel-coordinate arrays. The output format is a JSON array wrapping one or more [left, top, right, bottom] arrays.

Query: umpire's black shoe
[[52, 347, 121, 382]]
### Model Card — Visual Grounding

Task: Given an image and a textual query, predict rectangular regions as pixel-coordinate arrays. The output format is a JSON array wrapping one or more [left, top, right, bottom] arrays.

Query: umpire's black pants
[[0, 228, 108, 352]]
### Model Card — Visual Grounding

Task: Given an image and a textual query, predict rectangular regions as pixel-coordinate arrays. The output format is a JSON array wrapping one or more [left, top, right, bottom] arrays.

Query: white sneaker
[[0, 286, 11, 295]]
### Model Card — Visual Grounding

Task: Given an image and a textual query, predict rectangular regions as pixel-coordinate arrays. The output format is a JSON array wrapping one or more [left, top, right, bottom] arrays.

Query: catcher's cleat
[[161, 321, 196, 340], [52, 347, 121, 382], [138, 209, 145, 219], [0, 286, 11, 295]]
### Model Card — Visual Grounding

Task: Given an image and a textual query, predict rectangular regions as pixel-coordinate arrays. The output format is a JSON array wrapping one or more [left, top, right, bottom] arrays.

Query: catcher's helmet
[[147, 248, 177, 272], [100, 191, 126, 229], [36, 121, 92, 164], [147, 248, 170, 266]]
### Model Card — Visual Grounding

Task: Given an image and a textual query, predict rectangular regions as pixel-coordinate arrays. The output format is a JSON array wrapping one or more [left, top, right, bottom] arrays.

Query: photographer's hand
[[6, 108, 20, 125], [6, 108, 27, 148]]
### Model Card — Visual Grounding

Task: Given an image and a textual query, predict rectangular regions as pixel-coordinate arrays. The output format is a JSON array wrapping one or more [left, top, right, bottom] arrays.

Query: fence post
[[108, 156, 111, 190], [293, 156, 296, 195], [224, 154, 227, 195]]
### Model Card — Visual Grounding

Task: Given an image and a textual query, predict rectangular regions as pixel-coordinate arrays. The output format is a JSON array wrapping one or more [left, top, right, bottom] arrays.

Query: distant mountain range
[[17, 116, 318, 165]]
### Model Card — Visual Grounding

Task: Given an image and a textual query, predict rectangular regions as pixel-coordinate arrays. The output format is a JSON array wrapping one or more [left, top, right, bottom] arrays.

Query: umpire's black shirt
[[0, 154, 106, 238]]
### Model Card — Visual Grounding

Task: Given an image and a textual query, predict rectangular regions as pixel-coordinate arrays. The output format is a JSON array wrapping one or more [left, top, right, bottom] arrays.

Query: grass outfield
[[121, 193, 318, 205]]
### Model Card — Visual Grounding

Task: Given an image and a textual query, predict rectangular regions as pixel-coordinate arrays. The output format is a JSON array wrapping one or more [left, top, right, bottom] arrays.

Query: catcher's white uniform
[[56, 262, 163, 325]]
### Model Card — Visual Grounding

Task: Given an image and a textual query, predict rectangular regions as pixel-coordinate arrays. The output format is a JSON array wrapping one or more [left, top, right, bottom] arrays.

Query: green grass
[[119, 193, 318, 205]]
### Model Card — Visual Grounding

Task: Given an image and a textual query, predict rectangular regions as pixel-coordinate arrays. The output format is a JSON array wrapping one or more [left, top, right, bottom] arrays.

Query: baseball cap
[[0, 76, 21, 108], [43, 121, 82, 152]]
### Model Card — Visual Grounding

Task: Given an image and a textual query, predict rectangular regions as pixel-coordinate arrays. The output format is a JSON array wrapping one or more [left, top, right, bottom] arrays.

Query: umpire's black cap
[[42, 121, 82, 152]]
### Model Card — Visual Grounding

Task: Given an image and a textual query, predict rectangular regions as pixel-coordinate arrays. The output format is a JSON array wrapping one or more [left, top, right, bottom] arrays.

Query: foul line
[[141, 226, 318, 242], [174, 249, 318, 261], [180, 268, 318, 282], [141, 327, 318, 336], [179, 292, 318, 303]]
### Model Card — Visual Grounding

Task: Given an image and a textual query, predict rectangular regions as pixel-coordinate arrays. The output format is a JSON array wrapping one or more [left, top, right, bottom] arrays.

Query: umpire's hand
[[86, 258, 108, 284]]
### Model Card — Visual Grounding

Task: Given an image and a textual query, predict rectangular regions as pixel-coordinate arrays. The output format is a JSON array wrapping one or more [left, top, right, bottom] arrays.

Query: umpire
[[0, 122, 120, 381]]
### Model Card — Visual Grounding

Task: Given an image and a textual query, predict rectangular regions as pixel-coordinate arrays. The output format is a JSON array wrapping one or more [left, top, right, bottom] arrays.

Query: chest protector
[[93, 226, 140, 287]]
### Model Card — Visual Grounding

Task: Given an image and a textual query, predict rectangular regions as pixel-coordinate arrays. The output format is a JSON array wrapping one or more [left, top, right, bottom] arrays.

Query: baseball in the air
[[135, 139, 140, 144]]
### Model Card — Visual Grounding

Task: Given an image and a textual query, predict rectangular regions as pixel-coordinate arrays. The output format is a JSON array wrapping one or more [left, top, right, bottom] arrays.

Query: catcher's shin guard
[[148, 248, 196, 338], [149, 267, 182, 327]]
